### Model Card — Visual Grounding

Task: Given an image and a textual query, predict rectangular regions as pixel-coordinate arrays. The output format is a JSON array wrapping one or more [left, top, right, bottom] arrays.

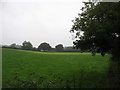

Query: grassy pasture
[[2, 48, 110, 88]]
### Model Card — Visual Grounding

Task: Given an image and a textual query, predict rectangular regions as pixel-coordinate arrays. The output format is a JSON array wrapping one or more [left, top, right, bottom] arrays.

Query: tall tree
[[38, 42, 52, 51], [70, 2, 120, 60], [22, 41, 33, 50], [10, 43, 16, 49], [55, 44, 64, 52]]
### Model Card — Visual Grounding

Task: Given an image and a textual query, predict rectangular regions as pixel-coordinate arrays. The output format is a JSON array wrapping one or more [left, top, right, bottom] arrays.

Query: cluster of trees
[[2, 41, 79, 52], [37, 42, 65, 52], [2, 43, 21, 49]]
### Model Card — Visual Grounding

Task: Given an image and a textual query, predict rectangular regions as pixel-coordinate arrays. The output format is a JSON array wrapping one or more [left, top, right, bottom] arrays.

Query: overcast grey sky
[[1, 0, 85, 48]]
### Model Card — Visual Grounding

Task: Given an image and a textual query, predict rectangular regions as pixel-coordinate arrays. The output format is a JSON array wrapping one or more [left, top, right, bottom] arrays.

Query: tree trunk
[[108, 58, 120, 88]]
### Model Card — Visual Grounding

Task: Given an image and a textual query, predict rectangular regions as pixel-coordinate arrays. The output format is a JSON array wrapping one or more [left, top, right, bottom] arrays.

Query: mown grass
[[2, 48, 110, 88]]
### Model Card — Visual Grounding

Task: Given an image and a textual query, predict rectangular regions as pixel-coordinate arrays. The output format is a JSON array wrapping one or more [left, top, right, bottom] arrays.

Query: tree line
[[2, 41, 80, 52]]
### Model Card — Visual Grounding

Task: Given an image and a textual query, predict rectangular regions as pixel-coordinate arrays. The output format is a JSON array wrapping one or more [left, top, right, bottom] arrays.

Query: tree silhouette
[[22, 41, 33, 50], [55, 44, 64, 52], [70, 2, 120, 60], [38, 42, 52, 52]]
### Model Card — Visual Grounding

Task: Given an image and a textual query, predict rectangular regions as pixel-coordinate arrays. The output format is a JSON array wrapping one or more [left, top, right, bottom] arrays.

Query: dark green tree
[[70, 2, 120, 60], [10, 43, 21, 49], [22, 41, 33, 50], [55, 44, 64, 52], [38, 42, 52, 51], [10, 43, 16, 49]]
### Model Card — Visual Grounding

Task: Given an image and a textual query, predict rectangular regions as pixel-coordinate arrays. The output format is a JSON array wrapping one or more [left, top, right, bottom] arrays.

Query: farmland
[[2, 48, 110, 88]]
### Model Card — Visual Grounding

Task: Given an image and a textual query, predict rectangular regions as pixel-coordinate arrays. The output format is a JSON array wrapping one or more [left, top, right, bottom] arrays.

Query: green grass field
[[2, 48, 110, 88]]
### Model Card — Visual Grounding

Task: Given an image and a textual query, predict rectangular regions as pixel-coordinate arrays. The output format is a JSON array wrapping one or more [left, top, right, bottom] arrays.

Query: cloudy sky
[[1, 0, 85, 48]]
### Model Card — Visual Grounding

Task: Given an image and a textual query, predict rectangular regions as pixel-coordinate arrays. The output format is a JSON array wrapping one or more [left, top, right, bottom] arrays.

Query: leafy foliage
[[55, 44, 64, 52], [22, 41, 33, 50], [38, 42, 52, 51], [71, 2, 120, 60], [10, 43, 17, 49]]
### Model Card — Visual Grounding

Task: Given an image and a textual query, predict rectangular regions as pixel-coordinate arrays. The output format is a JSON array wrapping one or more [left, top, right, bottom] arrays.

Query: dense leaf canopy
[[71, 2, 120, 60], [22, 41, 33, 50], [38, 42, 52, 51], [55, 44, 64, 52]]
